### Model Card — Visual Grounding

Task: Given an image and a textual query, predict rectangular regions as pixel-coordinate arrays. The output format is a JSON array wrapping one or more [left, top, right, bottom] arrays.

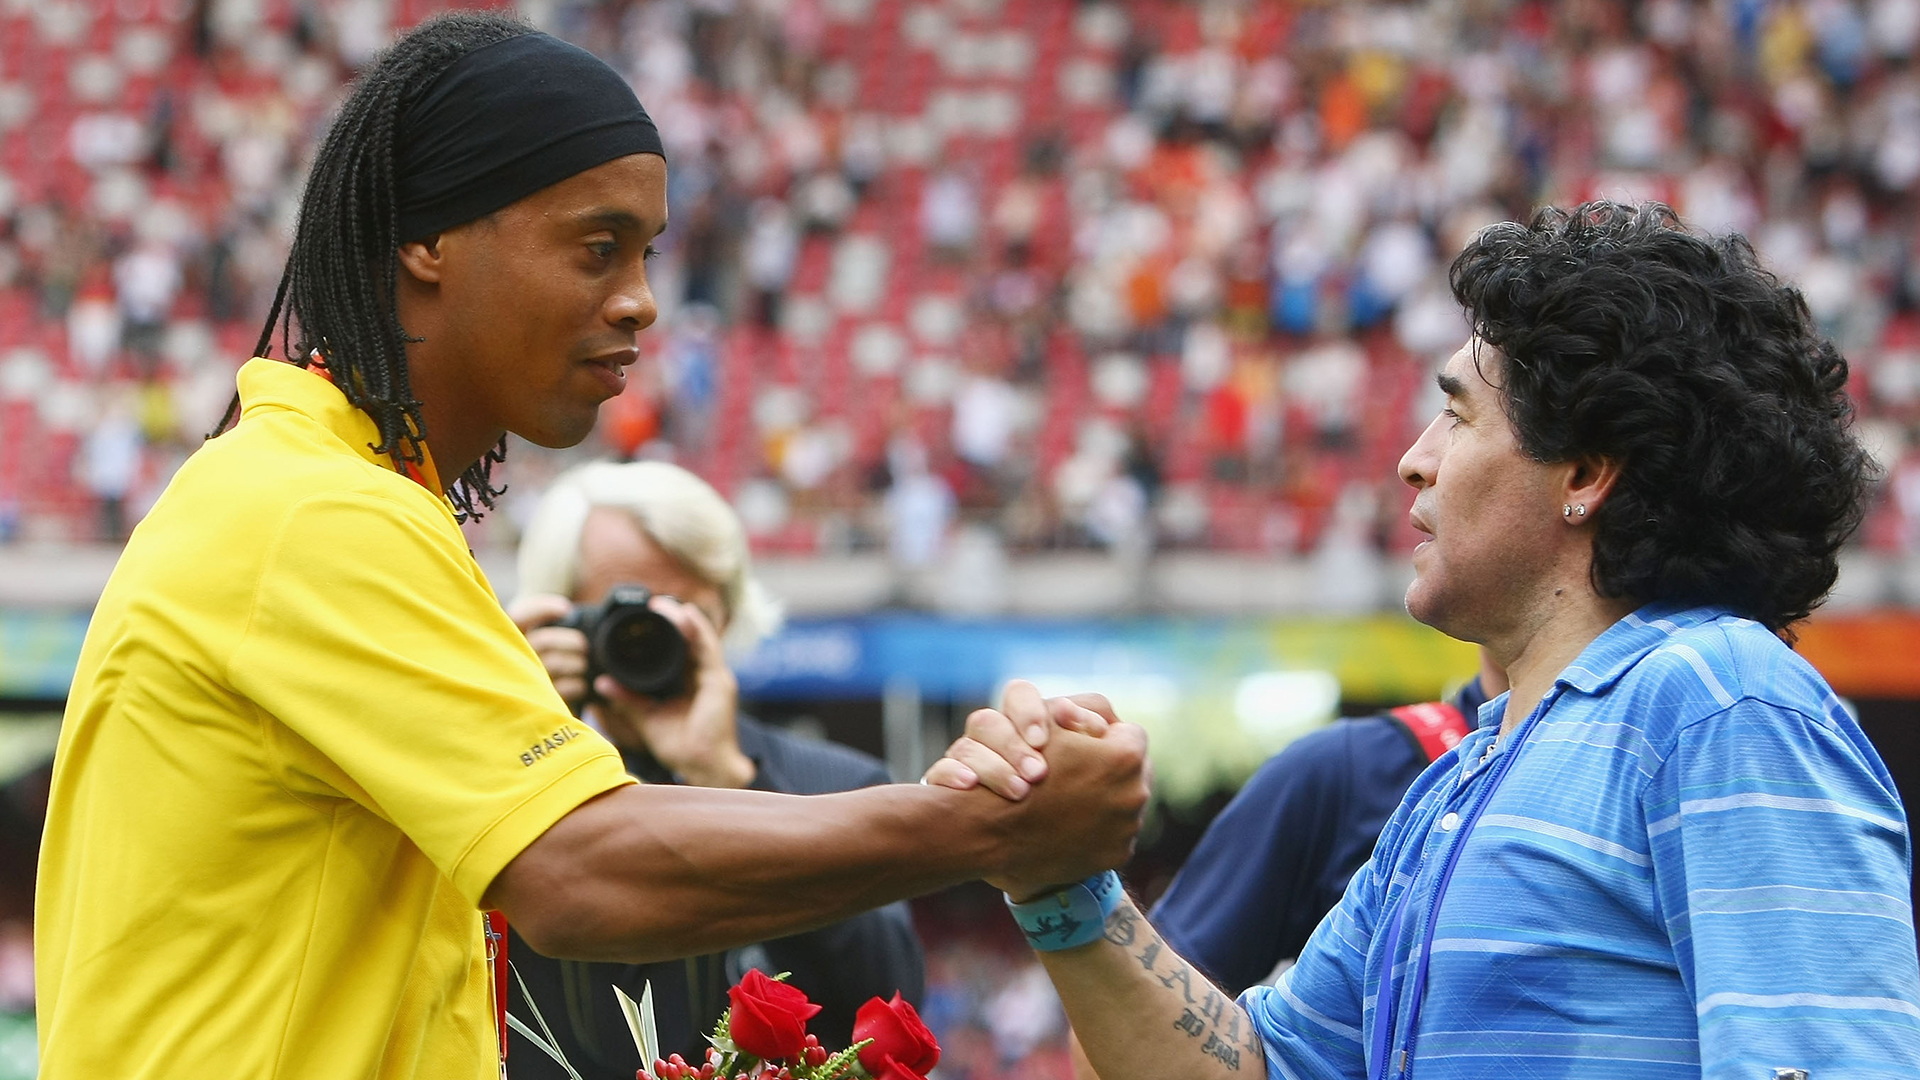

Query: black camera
[[558, 584, 691, 700]]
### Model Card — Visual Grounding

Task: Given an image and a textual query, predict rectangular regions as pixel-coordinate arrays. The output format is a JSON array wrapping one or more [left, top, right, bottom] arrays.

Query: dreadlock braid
[[215, 10, 533, 521]]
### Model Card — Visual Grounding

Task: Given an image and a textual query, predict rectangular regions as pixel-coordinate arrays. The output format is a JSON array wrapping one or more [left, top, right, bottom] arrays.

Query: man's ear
[[1563, 453, 1623, 519], [396, 235, 446, 284]]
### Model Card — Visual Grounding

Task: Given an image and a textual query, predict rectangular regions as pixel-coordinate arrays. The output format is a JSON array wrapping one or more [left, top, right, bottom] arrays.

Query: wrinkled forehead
[[1440, 338, 1508, 401]]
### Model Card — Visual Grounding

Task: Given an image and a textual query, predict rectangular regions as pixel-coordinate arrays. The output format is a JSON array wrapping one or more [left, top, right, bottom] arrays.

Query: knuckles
[[963, 707, 1011, 739]]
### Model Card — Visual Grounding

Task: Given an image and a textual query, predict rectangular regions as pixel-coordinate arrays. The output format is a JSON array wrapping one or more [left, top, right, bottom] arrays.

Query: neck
[[395, 285, 498, 489], [420, 402, 499, 491], [1493, 590, 1637, 736], [410, 352, 501, 490]]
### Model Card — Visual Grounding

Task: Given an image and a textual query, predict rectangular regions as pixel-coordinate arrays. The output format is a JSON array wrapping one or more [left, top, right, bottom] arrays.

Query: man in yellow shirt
[[34, 13, 1148, 1079]]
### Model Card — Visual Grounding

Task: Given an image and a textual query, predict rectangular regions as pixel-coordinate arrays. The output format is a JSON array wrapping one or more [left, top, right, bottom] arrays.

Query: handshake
[[919, 680, 1152, 903]]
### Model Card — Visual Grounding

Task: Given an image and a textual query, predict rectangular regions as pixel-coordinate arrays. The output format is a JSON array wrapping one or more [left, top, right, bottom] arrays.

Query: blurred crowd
[[911, 909, 1075, 1080], [5, 0, 1920, 563]]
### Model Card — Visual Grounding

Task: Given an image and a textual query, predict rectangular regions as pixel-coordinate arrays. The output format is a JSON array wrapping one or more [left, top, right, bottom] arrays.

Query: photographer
[[505, 460, 925, 1077]]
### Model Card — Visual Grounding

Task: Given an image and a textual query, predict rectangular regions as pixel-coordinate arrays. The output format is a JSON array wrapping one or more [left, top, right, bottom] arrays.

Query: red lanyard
[[485, 911, 511, 1071], [302, 361, 511, 1071]]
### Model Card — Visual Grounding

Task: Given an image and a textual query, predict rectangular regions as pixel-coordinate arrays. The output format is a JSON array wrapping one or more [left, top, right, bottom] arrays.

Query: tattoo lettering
[[1136, 941, 1162, 972], [1116, 916, 1258, 1071], [1158, 961, 1197, 1004], [1201, 1032, 1243, 1071]]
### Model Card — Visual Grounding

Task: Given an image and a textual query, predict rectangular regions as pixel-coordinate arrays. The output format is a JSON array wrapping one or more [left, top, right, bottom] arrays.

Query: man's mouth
[[584, 347, 638, 372], [581, 349, 636, 396]]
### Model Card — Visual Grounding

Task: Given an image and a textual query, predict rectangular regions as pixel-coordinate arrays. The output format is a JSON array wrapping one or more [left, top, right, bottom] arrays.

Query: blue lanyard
[[1367, 694, 1552, 1080]]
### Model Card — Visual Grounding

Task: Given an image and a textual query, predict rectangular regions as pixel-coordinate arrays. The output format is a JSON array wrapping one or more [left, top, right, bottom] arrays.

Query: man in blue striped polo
[[956, 202, 1920, 1079]]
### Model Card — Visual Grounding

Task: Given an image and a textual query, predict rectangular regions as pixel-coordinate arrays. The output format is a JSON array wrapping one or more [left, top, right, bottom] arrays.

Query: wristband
[[1006, 870, 1124, 952]]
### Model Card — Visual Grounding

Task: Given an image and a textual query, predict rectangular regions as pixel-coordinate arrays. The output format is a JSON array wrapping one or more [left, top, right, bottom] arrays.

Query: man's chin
[[515, 414, 599, 451], [1403, 576, 1445, 631]]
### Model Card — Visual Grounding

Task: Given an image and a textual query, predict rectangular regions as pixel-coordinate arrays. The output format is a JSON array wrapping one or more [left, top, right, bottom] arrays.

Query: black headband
[[394, 32, 666, 241]]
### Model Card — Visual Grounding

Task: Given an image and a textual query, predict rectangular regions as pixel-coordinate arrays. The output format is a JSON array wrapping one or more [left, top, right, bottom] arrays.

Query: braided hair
[[214, 10, 533, 520]]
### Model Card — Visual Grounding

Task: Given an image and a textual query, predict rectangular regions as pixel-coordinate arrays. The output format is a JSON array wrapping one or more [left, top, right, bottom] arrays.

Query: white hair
[[515, 461, 784, 650]]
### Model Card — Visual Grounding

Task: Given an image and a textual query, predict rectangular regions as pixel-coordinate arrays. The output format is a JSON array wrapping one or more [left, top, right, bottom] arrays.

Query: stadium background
[[5, 0, 1920, 1076]]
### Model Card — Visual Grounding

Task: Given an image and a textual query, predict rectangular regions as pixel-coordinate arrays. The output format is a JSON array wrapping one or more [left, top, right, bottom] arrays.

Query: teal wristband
[[1006, 871, 1125, 952]]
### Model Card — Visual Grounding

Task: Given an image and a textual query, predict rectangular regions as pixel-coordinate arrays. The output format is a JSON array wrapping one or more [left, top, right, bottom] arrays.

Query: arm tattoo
[[1137, 941, 1163, 971], [1201, 1032, 1244, 1070], [1158, 962, 1197, 1004], [1104, 902, 1254, 1072]]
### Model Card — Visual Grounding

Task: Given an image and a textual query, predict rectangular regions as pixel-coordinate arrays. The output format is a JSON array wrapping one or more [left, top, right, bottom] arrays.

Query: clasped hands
[[922, 679, 1152, 902]]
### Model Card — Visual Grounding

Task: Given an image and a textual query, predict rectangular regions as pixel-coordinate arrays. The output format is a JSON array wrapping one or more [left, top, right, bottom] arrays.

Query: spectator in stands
[[76, 397, 141, 541], [922, 166, 981, 261], [742, 197, 798, 330], [884, 434, 955, 571], [506, 460, 925, 1073]]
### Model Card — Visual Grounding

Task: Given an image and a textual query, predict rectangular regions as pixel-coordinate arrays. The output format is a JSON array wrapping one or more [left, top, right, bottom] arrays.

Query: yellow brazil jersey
[[34, 359, 635, 1079]]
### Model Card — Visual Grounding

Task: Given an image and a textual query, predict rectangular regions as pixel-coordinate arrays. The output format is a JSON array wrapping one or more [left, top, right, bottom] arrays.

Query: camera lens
[[594, 604, 690, 698]]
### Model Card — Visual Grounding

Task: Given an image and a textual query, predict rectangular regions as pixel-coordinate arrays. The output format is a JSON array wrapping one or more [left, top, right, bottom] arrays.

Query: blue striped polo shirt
[[1242, 604, 1920, 1079]]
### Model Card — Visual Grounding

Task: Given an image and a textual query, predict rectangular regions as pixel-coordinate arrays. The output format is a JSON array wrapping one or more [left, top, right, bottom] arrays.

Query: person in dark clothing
[[1149, 662, 1499, 993], [507, 460, 925, 1077]]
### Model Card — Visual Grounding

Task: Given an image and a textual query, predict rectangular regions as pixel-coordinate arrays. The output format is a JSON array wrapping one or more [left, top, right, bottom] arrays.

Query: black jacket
[[505, 716, 926, 1078]]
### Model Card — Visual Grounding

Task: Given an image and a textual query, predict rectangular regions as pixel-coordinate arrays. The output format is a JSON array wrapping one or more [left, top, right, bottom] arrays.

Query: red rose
[[853, 993, 940, 1078], [865, 1056, 935, 1080], [726, 970, 821, 1060]]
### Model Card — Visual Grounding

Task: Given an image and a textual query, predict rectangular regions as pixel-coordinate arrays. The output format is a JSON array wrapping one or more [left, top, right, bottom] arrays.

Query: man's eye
[[644, 245, 661, 260], [1443, 407, 1462, 425], [588, 240, 617, 259]]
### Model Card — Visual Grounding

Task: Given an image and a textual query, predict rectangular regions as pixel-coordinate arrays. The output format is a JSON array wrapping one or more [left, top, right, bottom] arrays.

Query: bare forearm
[[1044, 898, 1266, 1080], [491, 782, 1004, 962]]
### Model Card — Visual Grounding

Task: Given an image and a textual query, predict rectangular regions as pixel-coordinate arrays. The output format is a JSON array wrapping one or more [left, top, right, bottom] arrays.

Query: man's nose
[[607, 267, 658, 332], [1399, 414, 1446, 489]]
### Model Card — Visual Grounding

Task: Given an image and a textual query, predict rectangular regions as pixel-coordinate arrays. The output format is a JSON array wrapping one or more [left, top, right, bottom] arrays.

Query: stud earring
[[1575, 504, 1587, 517], [1562, 504, 1573, 518]]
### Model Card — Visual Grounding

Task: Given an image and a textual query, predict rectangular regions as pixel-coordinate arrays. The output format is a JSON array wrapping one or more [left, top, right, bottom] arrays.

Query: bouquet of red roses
[[508, 963, 937, 1080], [636, 971, 940, 1080]]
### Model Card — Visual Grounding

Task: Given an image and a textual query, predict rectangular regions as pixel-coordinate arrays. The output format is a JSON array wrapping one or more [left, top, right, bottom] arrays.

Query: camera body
[[558, 584, 692, 700]]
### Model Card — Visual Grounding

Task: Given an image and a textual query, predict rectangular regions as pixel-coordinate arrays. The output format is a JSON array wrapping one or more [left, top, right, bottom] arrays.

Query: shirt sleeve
[[1236, 729, 1457, 1080], [1154, 724, 1355, 992], [1643, 697, 1920, 1080], [228, 490, 636, 907], [1239, 851, 1378, 1080]]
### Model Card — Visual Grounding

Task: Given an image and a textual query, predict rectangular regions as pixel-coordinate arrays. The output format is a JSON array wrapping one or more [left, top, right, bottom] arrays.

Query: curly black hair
[[213, 10, 533, 520], [1449, 202, 1876, 634]]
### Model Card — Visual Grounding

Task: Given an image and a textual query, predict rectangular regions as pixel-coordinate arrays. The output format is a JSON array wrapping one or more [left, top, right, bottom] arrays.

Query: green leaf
[[614, 981, 659, 1069], [505, 1013, 585, 1080], [706, 1009, 738, 1054], [804, 1039, 872, 1080], [511, 960, 583, 1080]]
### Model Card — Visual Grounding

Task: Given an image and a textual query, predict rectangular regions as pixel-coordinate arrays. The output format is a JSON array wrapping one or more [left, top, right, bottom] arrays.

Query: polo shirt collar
[[1555, 602, 1734, 696], [236, 357, 445, 494]]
